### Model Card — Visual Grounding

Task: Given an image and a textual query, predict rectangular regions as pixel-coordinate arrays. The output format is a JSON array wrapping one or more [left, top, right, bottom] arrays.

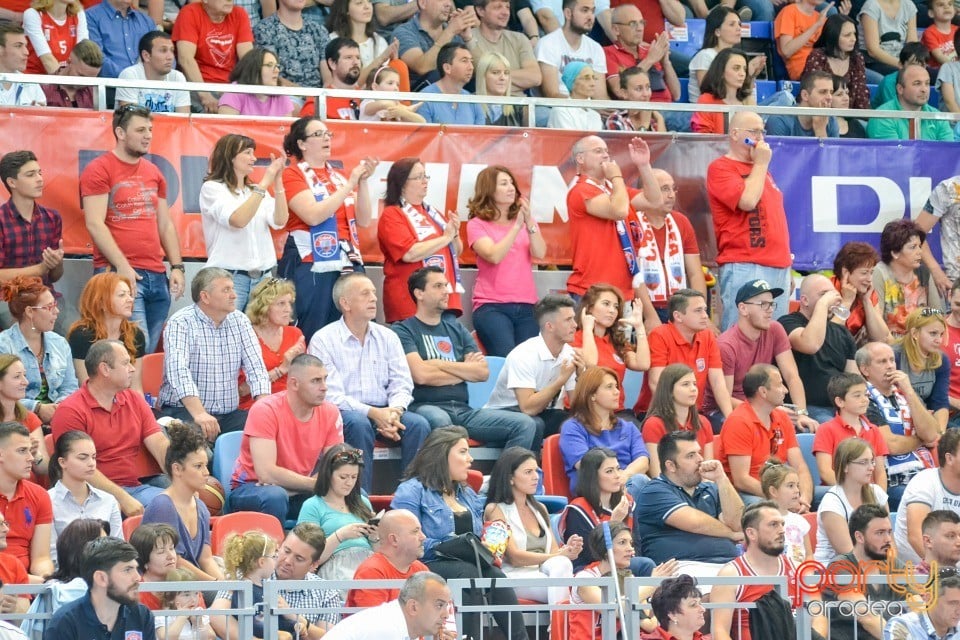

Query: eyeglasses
[[29, 302, 58, 313], [735, 128, 765, 137], [613, 19, 645, 27], [407, 174, 430, 182], [921, 307, 945, 317], [849, 458, 877, 467], [262, 62, 282, 70], [305, 130, 334, 140], [332, 449, 364, 465], [742, 301, 775, 311]]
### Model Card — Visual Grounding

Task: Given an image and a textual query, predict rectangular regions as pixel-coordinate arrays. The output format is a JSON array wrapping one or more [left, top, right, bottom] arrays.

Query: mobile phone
[[368, 509, 386, 526]]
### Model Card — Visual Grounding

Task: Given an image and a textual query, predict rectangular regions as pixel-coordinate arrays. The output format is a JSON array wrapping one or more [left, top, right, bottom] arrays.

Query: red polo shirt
[[602, 41, 671, 102], [647, 627, 706, 640], [717, 402, 798, 480], [812, 415, 890, 476], [634, 322, 722, 414], [0, 480, 52, 571], [50, 384, 162, 488]]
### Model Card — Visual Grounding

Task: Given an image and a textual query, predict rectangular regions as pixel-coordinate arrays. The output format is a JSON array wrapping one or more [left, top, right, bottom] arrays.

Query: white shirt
[[547, 105, 603, 130], [115, 63, 191, 113], [49, 481, 123, 565], [484, 334, 577, 411], [895, 468, 960, 564], [814, 484, 888, 564], [535, 30, 607, 97], [0, 81, 46, 106], [322, 600, 412, 640], [199, 180, 284, 271]]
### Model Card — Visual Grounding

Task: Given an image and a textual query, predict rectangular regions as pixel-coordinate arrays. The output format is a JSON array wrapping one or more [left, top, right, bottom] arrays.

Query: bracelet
[[528, 226, 539, 234], [610, 175, 624, 180], [250, 186, 267, 197], [275, 189, 286, 195], [170, 264, 185, 272], [334, 531, 341, 542]]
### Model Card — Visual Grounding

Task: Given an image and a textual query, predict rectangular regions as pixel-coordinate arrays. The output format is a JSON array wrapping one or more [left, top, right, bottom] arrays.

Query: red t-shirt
[[641, 414, 714, 451], [690, 93, 727, 134], [921, 25, 957, 68], [716, 402, 799, 480], [565, 176, 641, 298], [378, 203, 463, 323], [945, 324, 960, 406], [0, 552, 28, 586], [25, 11, 79, 74], [171, 3, 253, 84], [298, 96, 360, 119], [50, 384, 162, 488], [239, 326, 305, 410], [572, 330, 627, 410], [706, 155, 791, 268], [232, 392, 343, 487], [346, 552, 429, 608], [649, 211, 700, 309], [812, 414, 890, 480], [0, 480, 52, 571], [635, 323, 722, 414], [79, 152, 167, 272], [281, 164, 356, 263]]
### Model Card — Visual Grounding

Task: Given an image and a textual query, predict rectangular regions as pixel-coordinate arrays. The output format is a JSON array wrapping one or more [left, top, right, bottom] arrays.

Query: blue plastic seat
[[468, 356, 506, 409], [212, 431, 242, 508], [667, 19, 706, 60]]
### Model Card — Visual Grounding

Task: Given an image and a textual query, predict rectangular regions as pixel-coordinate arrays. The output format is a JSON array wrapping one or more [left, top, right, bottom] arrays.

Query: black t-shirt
[[822, 551, 907, 640], [392, 315, 479, 406], [778, 311, 856, 408], [67, 325, 147, 361]]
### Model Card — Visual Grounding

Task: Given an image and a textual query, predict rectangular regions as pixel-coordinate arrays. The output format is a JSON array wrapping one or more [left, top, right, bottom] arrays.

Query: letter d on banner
[[811, 177, 906, 233]]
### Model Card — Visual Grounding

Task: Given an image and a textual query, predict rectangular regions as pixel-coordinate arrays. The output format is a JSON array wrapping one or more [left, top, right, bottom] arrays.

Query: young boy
[[921, 0, 958, 69], [871, 43, 931, 107], [811, 372, 889, 488]]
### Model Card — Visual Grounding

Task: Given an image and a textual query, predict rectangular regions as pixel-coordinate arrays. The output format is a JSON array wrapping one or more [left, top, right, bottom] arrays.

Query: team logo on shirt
[[695, 358, 705, 372], [125, 633, 143, 640]]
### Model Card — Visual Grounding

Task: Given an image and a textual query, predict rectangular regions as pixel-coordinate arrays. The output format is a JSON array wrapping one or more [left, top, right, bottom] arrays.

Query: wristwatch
[[250, 185, 267, 196], [795, 408, 809, 416], [170, 264, 185, 272]]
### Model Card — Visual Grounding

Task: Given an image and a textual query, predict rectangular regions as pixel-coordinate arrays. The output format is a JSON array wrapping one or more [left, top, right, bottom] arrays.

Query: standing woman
[[691, 48, 755, 134], [642, 363, 715, 477], [280, 116, 378, 341], [573, 284, 649, 420], [804, 16, 872, 108], [391, 427, 529, 640], [297, 444, 376, 583], [142, 424, 224, 582], [67, 272, 145, 389], [23, 0, 89, 74], [199, 133, 288, 313], [379, 158, 463, 323], [873, 219, 941, 338], [0, 354, 48, 478], [0, 276, 77, 424], [895, 308, 951, 431], [466, 165, 544, 356]]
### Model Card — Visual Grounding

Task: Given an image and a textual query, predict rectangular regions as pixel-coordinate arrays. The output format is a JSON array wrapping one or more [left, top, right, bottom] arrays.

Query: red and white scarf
[[399, 201, 464, 293], [634, 213, 686, 303]]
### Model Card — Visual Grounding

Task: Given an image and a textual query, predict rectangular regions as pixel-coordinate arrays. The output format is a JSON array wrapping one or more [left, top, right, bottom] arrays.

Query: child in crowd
[[812, 373, 890, 488], [641, 363, 714, 478], [155, 568, 215, 640], [760, 460, 812, 565], [358, 66, 425, 123], [606, 68, 666, 132], [921, 0, 958, 68]]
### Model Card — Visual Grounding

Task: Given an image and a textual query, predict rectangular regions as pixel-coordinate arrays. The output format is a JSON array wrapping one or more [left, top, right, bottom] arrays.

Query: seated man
[[716, 364, 814, 509], [857, 341, 940, 510], [44, 538, 153, 638], [894, 429, 960, 564], [812, 372, 889, 488], [635, 431, 744, 584], [885, 572, 960, 640], [780, 274, 858, 422], [867, 64, 954, 141], [229, 354, 345, 524], [395, 0, 477, 90], [397, 267, 540, 448], [465, 0, 541, 96], [51, 340, 169, 517], [483, 293, 582, 438], [602, 5, 678, 101], [157, 267, 271, 441], [85, 0, 155, 79], [0, 519, 29, 613], [40, 39, 102, 109], [765, 70, 839, 137], [822, 504, 910, 640], [914, 510, 960, 574], [419, 43, 485, 125], [0, 422, 52, 580], [0, 25, 46, 107], [316, 37, 362, 120], [537, 0, 608, 99], [116, 32, 191, 113], [308, 273, 430, 493], [347, 509, 429, 608]]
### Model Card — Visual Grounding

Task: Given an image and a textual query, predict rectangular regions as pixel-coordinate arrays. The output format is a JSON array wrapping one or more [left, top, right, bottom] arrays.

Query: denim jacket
[[391, 477, 484, 562], [0, 324, 78, 411]]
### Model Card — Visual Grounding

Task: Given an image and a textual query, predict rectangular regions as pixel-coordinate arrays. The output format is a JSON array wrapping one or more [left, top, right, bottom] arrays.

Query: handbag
[[433, 533, 495, 570]]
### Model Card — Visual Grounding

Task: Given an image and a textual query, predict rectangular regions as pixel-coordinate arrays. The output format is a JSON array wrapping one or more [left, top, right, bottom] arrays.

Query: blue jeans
[[229, 482, 310, 523], [340, 409, 431, 492], [472, 303, 539, 357], [96, 267, 170, 354], [278, 237, 355, 343], [228, 271, 270, 314], [126, 483, 166, 508], [806, 405, 836, 424], [159, 406, 250, 438], [409, 401, 543, 452], [625, 473, 651, 505], [718, 263, 792, 331]]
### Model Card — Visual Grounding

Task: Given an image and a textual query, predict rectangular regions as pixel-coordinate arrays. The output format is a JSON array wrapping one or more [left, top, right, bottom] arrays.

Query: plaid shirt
[[0, 199, 62, 286], [216, 573, 342, 628]]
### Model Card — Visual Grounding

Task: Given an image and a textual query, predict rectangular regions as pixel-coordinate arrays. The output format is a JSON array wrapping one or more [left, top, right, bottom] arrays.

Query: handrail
[[2, 71, 957, 140]]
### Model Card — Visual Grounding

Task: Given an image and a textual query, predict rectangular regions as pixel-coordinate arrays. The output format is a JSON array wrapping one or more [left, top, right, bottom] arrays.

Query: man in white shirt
[[0, 25, 45, 107], [484, 293, 582, 438], [323, 572, 452, 640], [116, 32, 190, 113], [536, 0, 607, 99]]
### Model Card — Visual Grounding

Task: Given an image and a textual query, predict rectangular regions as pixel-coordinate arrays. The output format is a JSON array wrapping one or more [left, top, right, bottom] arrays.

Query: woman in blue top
[[142, 423, 223, 582], [297, 444, 375, 583], [391, 426, 529, 640], [894, 308, 951, 432]]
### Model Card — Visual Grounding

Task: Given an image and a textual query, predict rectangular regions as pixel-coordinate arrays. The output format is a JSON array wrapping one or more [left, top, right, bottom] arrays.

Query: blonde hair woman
[[894, 307, 950, 431], [24, 0, 88, 74], [475, 52, 524, 127]]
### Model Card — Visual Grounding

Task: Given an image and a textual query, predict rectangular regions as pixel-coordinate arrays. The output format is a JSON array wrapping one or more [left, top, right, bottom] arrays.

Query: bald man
[[347, 509, 429, 609], [706, 110, 793, 331], [779, 274, 858, 423]]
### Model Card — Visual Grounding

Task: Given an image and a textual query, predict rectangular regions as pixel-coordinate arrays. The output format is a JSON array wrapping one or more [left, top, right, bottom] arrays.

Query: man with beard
[[537, 0, 608, 99], [712, 501, 828, 640], [419, 44, 485, 125], [44, 537, 154, 639], [319, 37, 363, 120], [824, 504, 910, 640]]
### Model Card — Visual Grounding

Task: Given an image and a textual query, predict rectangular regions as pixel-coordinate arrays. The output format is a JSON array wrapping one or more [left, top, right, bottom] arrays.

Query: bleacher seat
[[369, 495, 393, 513], [539, 495, 569, 513], [678, 77, 690, 103], [141, 352, 163, 398], [213, 431, 242, 507], [741, 21, 773, 39], [211, 511, 284, 556], [467, 469, 483, 493], [778, 80, 800, 97], [797, 433, 819, 487], [468, 356, 505, 409], [622, 370, 643, 410], [804, 511, 818, 548], [542, 435, 571, 499], [667, 19, 706, 60], [755, 80, 778, 104], [122, 514, 142, 541]]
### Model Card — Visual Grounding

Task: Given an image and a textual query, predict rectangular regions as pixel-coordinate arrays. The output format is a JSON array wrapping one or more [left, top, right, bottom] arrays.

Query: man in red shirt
[[634, 289, 733, 419], [716, 364, 814, 509], [0, 520, 29, 613], [51, 340, 169, 518], [348, 509, 429, 608], [0, 422, 52, 580], [603, 4, 678, 101], [565, 134, 661, 324], [706, 110, 792, 331]]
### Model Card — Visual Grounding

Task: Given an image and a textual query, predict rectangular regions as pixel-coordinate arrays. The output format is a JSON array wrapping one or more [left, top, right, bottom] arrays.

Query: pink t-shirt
[[218, 91, 294, 117], [231, 392, 344, 487], [702, 321, 792, 413], [466, 217, 538, 309]]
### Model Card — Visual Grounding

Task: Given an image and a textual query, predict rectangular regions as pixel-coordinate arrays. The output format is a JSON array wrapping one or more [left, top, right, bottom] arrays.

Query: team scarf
[[634, 212, 686, 303], [865, 382, 934, 476], [582, 176, 642, 289], [400, 200, 465, 293], [298, 161, 362, 274]]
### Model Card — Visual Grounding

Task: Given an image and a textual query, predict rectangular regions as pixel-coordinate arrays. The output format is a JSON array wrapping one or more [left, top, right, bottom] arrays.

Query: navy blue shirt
[[634, 475, 738, 564], [43, 593, 155, 640]]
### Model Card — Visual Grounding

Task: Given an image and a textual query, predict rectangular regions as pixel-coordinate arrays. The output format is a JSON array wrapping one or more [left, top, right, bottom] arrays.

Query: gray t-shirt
[[858, 0, 917, 61]]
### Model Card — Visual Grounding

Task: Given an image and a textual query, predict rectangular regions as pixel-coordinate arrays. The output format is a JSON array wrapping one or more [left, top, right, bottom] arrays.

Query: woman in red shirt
[[641, 363, 714, 477], [691, 48, 755, 134], [0, 354, 47, 478], [377, 157, 463, 323], [23, 0, 88, 74], [645, 575, 707, 640]]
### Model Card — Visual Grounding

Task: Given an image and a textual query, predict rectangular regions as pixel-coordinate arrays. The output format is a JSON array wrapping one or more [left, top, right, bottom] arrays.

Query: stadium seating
[[141, 352, 164, 399], [211, 511, 285, 556], [122, 514, 143, 541], [804, 511, 818, 548], [542, 435, 572, 499], [797, 433, 819, 487], [467, 356, 505, 409], [622, 370, 643, 411], [667, 19, 706, 60], [212, 431, 242, 506]]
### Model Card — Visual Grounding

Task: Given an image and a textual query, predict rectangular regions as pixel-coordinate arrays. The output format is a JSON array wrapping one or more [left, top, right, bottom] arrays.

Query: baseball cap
[[735, 279, 784, 305]]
